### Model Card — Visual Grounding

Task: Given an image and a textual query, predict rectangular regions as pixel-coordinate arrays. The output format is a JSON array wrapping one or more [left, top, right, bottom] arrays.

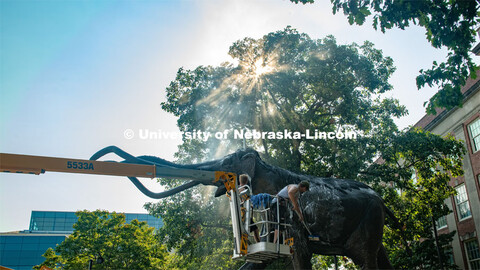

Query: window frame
[[468, 118, 480, 153], [464, 239, 480, 270], [454, 184, 472, 221], [436, 215, 448, 230]]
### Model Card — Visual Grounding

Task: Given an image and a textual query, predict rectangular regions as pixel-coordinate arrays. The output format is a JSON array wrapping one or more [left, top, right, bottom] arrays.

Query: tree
[[34, 210, 168, 270], [162, 26, 405, 174], [290, 0, 479, 114], [361, 128, 465, 269], [145, 188, 243, 269]]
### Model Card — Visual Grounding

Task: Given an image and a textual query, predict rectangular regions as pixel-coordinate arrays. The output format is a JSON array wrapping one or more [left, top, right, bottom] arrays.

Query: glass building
[[0, 211, 163, 269], [28, 211, 163, 233], [0, 234, 68, 270]]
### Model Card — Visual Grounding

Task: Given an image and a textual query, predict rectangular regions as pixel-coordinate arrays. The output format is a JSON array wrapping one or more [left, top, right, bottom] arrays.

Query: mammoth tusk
[[90, 145, 153, 165], [90, 146, 220, 198], [127, 176, 201, 199], [90, 146, 189, 168], [90, 146, 206, 198]]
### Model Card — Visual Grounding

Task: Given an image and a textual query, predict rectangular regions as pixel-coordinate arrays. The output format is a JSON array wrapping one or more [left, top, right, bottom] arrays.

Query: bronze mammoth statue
[[91, 146, 398, 269]]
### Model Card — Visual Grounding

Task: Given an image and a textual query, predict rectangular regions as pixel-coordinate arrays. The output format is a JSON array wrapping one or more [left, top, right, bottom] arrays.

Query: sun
[[252, 59, 274, 77]]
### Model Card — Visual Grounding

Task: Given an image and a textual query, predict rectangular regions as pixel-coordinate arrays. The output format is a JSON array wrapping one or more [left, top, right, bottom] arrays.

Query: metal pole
[[432, 216, 445, 270], [88, 259, 93, 270], [333, 255, 338, 270], [276, 199, 280, 253]]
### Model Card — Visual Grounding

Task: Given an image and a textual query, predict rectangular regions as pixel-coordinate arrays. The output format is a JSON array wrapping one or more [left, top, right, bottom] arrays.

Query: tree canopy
[[362, 128, 465, 269], [290, 0, 479, 114], [162, 26, 406, 175], [35, 210, 168, 270]]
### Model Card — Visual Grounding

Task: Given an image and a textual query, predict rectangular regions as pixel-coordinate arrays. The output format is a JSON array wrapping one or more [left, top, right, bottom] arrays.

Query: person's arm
[[288, 185, 304, 222]]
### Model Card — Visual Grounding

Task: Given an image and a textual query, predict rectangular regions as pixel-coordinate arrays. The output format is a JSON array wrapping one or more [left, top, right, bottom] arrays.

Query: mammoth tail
[[384, 205, 413, 256], [384, 205, 401, 229]]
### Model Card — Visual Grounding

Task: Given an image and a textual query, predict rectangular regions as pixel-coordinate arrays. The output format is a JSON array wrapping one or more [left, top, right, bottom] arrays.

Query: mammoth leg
[[344, 200, 385, 269], [238, 262, 268, 270], [345, 232, 380, 269], [239, 257, 298, 270], [292, 246, 313, 270]]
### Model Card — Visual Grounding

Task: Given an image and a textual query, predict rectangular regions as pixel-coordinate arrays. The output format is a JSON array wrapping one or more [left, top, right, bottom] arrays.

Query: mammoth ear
[[240, 152, 256, 179], [214, 152, 256, 198]]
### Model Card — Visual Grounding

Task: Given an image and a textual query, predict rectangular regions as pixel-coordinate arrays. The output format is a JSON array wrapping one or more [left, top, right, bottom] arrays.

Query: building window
[[468, 118, 480, 152], [465, 239, 480, 270], [443, 246, 455, 266], [455, 184, 471, 220], [436, 215, 447, 229]]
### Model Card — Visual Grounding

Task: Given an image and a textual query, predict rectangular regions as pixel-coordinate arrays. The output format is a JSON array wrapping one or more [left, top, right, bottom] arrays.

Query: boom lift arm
[[0, 151, 223, 199], [0, 153, 216, 181]]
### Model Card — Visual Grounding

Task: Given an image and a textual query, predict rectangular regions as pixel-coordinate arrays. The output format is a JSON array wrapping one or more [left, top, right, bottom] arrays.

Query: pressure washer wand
[[298, 200, 312, 234], [298, 201, 320, 241], [301, 219, 312, 235]]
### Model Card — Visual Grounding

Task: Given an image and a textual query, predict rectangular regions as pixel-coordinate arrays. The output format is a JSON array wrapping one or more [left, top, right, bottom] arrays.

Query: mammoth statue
[[91, 146, 398, 269]]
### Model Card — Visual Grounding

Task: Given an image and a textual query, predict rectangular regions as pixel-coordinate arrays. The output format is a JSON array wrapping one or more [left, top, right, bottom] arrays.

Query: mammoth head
[[207, 148, 260, 197]]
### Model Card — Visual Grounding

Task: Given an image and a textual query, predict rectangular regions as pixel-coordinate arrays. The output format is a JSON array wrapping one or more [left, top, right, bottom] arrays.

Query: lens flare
[[253, 59, 274, 77]]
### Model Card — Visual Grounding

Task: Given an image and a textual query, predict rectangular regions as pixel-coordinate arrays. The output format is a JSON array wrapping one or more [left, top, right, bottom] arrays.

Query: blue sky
[[0, 0, 466, 232]]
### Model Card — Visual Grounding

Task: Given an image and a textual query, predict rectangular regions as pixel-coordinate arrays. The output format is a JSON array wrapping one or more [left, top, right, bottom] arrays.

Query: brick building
[[413, 66, 480, 268]]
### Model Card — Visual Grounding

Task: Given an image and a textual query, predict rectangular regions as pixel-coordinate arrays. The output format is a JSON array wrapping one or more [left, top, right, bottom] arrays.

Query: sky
[[0, 0, 469, 232]]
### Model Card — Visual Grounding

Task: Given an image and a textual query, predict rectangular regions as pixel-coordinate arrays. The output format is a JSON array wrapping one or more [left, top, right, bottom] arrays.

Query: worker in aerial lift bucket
[[239, 174, 261, 243], [272, 180, 310, 243]]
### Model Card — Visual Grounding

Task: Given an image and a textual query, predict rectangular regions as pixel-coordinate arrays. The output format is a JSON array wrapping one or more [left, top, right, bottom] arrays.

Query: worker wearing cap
[[272, 180, 310, 243]]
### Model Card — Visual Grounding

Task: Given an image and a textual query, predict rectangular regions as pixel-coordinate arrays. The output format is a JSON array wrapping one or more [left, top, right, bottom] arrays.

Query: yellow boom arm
[[0, 153, 219, 182], [0, 153, 156, 178]]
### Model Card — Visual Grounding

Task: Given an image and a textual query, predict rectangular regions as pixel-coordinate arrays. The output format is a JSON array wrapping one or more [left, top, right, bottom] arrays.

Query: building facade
[[414, 68, 480, 269], [0, 211, 163, 270]]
